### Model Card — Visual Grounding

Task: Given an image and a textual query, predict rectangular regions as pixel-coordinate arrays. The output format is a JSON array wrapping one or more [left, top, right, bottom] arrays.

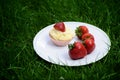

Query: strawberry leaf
[[68, 44, 74, 50], [75, 27, 82, 36]]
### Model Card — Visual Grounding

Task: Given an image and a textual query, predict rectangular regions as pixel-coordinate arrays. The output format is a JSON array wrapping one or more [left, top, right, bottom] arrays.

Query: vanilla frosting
[[49, 27, 75, 40]]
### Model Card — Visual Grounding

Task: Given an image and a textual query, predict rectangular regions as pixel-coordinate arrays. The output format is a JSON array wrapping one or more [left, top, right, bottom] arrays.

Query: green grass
[[0, 0, 120, 80]]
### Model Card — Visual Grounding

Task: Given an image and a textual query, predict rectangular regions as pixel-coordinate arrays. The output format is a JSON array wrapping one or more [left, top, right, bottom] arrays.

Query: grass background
[[0, 0, 120, 80]]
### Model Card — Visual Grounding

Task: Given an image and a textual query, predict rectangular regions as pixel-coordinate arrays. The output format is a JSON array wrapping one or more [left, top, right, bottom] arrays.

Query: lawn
[[0, 0, 120, 80]]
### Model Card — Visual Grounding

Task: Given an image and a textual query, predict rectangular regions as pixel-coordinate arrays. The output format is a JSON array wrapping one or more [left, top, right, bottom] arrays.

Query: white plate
[[33, 22, 111, 66]]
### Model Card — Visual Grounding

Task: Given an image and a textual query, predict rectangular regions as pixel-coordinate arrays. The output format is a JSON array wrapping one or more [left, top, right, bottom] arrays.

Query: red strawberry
[[83, 38, 95, 54], [75, 26, 89, 39], [81, 33, 95, 41], [68, 42, 87, 60], [54, 22, 65, 32]]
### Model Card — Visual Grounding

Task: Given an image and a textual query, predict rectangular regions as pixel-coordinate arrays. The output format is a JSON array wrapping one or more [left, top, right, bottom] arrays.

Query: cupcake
[[49, 22, 75, 46]]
